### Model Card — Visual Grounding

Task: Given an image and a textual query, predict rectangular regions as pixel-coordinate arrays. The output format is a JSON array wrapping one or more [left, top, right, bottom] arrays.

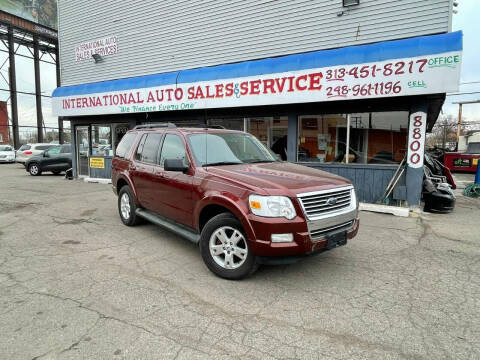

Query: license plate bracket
[[326, 231, 347, 250]]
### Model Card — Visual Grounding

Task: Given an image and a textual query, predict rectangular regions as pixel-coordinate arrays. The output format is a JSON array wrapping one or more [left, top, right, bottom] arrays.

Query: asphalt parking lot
[[0, 163, 479, 359]]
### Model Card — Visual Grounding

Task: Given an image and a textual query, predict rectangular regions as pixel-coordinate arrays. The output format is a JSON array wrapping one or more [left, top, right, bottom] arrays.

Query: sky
[[0, 0, 478, 130], [442, 0, 480, 123]]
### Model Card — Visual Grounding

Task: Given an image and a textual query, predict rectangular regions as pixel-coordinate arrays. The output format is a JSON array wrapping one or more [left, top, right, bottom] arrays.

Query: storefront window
[[247, 116, 288, 160], [91, 125, 112, 156], [349, 112, 408, 164], [207, 117, 244, 131], [113, 124, 130, 152], [298, 115, 347, 162], [298, 112, 408, 164]]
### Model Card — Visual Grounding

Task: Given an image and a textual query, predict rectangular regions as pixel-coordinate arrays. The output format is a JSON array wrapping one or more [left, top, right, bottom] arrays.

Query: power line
[[446, 91, 480, 96]]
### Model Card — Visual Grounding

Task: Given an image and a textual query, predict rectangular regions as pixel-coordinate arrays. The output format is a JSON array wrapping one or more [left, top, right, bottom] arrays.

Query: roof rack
[[134, 123, 176, 130], [186, 125, 226, 129]]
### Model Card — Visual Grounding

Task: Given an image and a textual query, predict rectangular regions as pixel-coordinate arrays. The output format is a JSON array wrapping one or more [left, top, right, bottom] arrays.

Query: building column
[[71, 121, 77, 178], [55, 44, 64, 144], [33, 36, 43, 143], [406, 104, 428, 207], [7, 26, 20, 148], [287, 114, 298, 162]]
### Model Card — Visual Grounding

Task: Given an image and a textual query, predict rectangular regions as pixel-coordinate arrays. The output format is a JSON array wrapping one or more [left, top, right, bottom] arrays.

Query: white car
[[15, 143, 55, 164], [0, 145, 15, 163]]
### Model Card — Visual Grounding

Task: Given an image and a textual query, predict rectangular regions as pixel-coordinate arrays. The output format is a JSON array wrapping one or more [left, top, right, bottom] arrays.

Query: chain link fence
[[0, 124, 71, 148]]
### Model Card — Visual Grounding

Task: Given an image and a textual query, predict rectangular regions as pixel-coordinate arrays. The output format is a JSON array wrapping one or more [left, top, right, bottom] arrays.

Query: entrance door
[[76, 126, 89, 177]]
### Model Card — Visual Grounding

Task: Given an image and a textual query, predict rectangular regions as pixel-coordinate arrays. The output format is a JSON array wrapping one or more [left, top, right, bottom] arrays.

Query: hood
[[205, 161, 351, 196]]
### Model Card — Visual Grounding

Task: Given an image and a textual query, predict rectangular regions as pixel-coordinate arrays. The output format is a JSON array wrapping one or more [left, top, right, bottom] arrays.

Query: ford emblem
[[326, 197, 337, 206]]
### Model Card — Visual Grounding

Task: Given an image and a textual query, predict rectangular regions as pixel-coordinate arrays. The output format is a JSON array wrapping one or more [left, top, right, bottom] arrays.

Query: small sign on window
[[90, 157, 105, 169]]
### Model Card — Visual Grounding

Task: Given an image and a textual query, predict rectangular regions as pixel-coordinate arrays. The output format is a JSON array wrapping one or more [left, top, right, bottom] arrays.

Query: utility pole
[[452, 100, 480, 149]]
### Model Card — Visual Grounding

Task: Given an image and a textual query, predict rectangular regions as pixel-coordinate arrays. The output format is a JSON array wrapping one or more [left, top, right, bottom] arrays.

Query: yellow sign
[[89, 157, 105, 169], [473, 158, 478, 166]]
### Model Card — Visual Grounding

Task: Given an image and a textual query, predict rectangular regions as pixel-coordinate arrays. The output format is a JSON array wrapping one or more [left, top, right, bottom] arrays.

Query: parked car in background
[[0, 145, 15, 163], [112, 125, 359, 279], [15, 143, 56, 164], [25, 144, 72, 176]]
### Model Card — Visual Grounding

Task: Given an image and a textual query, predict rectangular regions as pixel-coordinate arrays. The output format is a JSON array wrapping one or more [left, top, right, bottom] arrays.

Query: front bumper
[[0, 157, 15, 163], [247, 209, 359, 260]]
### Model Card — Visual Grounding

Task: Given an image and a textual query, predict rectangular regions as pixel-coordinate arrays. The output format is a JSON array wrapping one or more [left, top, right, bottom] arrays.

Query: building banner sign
[[53, 50, 461, 116]]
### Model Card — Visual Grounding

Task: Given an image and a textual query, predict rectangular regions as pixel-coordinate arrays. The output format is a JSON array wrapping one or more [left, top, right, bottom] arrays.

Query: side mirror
[[164, 158, 189, 172], [43, 152, 49, 157]]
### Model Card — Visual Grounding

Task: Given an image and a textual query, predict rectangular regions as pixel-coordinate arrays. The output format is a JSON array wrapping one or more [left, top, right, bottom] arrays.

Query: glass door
[[76, 126, 89, 177]]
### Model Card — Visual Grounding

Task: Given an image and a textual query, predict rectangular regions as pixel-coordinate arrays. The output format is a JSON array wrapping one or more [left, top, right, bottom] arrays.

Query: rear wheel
[[200, 213, 257, 280], [28, 163, 41, 176], [118, 185, 142, 226]]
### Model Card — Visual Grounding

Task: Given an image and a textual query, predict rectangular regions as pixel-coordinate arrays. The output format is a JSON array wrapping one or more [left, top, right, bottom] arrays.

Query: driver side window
[[47, 146, 61, 155], [159, 134, 186, 167]]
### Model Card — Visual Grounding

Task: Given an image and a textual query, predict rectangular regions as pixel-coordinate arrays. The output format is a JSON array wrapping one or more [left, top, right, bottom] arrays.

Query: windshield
[[187, 132, 278, 166], [0, 145, 13, 151]]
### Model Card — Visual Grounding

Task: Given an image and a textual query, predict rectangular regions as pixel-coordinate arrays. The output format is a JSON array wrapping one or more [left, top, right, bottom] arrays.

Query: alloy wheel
[[120, 193, 131, 220], [209, 226, 248, 269], [30, 165, 38, 175]]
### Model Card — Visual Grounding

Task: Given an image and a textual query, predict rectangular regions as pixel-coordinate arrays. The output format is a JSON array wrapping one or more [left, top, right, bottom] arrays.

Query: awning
[[52, 31, 462, 117]]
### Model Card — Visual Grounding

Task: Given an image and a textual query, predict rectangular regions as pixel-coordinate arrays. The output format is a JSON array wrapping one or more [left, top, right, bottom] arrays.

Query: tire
[[28, 163, 41, 176], [52, 170, 62, 175], [118, 185, 142, 226], [200, 213, 258, 280]]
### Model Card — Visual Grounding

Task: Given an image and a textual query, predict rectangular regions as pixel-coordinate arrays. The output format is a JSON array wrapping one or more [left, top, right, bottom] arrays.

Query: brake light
[[24, 151, 32, 155]]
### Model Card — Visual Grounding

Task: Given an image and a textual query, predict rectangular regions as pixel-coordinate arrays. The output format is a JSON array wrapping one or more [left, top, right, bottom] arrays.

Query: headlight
[[249, 195, 296, 220], [352, 188, 359, 209]]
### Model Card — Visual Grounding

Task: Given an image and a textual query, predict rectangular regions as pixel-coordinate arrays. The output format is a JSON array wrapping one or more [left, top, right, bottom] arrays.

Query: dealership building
[[53, 0, 462, 207]]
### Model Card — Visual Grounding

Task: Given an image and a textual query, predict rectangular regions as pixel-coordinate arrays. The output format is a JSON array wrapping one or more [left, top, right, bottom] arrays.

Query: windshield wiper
[[244, 159, 277, 164], [202, 161, 242, 167]]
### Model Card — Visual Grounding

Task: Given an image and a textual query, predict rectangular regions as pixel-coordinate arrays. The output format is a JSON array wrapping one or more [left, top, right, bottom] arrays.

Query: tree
[[426, 115, 458, 150]]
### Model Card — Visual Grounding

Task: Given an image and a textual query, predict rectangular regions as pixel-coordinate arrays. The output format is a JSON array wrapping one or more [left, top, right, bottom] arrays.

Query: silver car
[[15, 143, 55, 164], [0, 145, 15, 163]]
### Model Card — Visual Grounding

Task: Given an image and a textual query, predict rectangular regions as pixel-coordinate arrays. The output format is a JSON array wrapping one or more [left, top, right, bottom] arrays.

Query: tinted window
[[135, 135, 148, 161], [115, 133, 137, 158], [36, 145, 52, 150], [159, 134, 186, 166], [61, 145, 71, 153], [19, 145, 31, 151], [140, 134, 163, 164], [0, 145, 13, 151]]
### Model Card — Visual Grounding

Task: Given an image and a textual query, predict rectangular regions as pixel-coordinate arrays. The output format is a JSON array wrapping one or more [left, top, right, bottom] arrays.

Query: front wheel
[[28, 163, 41, 176], [200, 213, 257, 280]]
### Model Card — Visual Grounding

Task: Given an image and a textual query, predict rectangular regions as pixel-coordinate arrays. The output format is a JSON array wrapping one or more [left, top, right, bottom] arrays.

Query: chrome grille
[[310, 220, 354, 240], [298, 188, 352, 219]]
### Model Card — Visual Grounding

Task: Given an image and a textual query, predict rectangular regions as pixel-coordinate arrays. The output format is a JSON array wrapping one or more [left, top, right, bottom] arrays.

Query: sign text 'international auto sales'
[[53, 50, 461, 116]]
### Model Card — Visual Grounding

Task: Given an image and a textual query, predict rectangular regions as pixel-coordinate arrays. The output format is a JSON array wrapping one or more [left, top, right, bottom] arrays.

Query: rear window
[[35, 145, 52, 150], [19, 145, 31, 151], [115, 133, 137, 158]]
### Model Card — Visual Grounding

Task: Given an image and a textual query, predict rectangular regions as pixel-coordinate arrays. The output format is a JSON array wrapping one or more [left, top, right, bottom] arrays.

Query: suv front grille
[[298, 188, 352, 219], [310, 220, 354, 240]]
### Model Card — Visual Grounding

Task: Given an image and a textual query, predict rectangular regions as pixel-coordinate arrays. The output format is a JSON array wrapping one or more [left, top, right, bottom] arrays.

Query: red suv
[[112, 124, 359, 279]]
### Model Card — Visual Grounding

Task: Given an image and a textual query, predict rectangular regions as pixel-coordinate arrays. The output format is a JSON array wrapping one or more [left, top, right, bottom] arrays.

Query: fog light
[[271, 233, 294, 243]]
